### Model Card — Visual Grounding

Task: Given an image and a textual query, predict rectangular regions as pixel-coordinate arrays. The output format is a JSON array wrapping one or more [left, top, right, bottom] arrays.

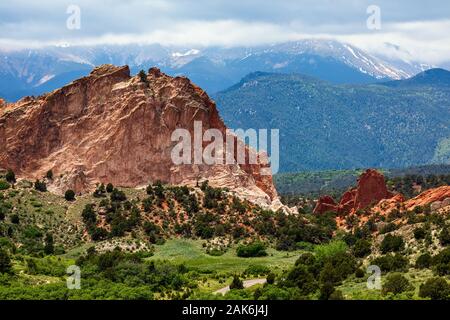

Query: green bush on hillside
[[382, 273, 413, 295], [380, 234, 404, 254], [419, 277, 450, 300], [236, 242, 267, 258], [0, 180, 10, 191], [64, 190, 76, 201], [371, 254, 408, 273]]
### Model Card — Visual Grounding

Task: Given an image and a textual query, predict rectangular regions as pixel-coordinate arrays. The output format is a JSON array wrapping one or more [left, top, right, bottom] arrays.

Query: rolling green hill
[[214, 70, 450, 173]]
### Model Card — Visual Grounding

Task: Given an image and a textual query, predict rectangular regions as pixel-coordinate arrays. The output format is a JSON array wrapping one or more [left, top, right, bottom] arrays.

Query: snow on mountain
[[0, 39, 437, 101]]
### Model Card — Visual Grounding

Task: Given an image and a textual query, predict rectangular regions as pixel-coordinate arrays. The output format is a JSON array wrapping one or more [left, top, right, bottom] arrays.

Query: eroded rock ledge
[[0, 65, 282, 210]]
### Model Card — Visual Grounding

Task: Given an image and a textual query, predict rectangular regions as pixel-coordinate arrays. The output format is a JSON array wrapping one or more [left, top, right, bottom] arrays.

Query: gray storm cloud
[[0, 0, 449, 64]]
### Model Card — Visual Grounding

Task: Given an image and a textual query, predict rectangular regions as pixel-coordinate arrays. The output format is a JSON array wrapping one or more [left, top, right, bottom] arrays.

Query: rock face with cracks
[[0, 65, 280, 208]]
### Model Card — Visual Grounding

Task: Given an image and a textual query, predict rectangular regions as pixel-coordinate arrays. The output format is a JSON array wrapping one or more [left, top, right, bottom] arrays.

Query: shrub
[[143, 221, 163, 244], [296, 241, 315, 251], [236, 242, 267, 258], [320, 252, 357, 284], [106, 183, 114, 193], [153, 181, 165, 199], [355, 268, 365, 278], [64, 190, 76, 201], [146, 184, 154, 196], [379, 223, 397, 234], [413, 227, 427, 240], [90, 227, 108, 241], [193, 212, 218, 239], [416, 253, 432, 269], [10, 214, 20, 224], [284, 265, 318, 295], [352, 239, 372, 258], [207, 248, 225, 256], [371, 254, 408, 273], [82, 204, 97, 226], [34, 180, 47, 192], [244, 264, 270, 276], [138, 70, 147, 83], [319, 262, 341, 285], [229, 275, 244, 290], [25, 257, 66, 276], [93, 184, 106, 198], [314, 240, 348, 262], [382, 273, 413, 295], [232, 226, 246, 239], [110, 188, 126, 202], [342, 233, 358, 246], [142, 197, 153, 212], [23, 226, 43, 239], [432, 247, 450, 276], [5, 169, 16, 183], [0, 249, 12, 274], [319, 282, 337, 300], [294, 253, 320, 277], [0, 180, 10, 190], [266, 273, 276, 285], [44, 234, 54, 255], [438, 226, 450, 246], [380, 234, 404, 254], [419, 277, 450, 300], [46, 170, 53, 180], [231, 197, 246, 214], [329, 290, 344, 300]]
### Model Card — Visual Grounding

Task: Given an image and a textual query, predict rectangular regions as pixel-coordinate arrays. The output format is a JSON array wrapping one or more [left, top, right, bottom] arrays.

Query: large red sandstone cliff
[[0, 65, 279, 207]]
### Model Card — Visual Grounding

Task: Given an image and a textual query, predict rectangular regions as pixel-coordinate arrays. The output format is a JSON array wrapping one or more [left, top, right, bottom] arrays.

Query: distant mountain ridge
[[0, 39, 435, 101], [214, 68, 450, 173], [382, 68, 450, 87]]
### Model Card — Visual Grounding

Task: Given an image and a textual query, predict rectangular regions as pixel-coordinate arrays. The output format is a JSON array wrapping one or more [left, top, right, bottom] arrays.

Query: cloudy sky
[[1, 0, 450, 64]]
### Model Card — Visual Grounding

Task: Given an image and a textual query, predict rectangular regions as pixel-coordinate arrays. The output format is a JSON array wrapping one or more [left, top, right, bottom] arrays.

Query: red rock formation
[[0, 65, 278, 207], [404, 186, 450, 211], [352, 169, 394, 212], [313, 195, 338, 214], [372, 193, 406, 216], [371, 187, 450, 216], [314, 169, 395, 215], [338, 189, 358, 215]]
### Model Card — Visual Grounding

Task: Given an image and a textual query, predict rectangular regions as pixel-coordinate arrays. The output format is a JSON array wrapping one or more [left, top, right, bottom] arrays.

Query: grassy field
[[337, 268, 435, 300], [147, 238, 303, 273]]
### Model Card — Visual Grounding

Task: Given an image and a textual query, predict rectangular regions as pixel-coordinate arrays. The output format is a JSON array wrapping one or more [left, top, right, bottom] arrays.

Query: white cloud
[[337, 20, 450, 64], [0, 1, 449, 64]]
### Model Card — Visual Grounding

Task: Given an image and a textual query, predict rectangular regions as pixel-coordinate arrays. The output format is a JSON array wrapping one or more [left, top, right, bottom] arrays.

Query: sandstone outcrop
[[351, 169, 394, 212], [370, 193, 406, 216], [0, 65, 279, 207], [313, 195, 338, 215], [404, 186, 450, 211], [371, 186, 450, 216], [314, 169, 395, 215]]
